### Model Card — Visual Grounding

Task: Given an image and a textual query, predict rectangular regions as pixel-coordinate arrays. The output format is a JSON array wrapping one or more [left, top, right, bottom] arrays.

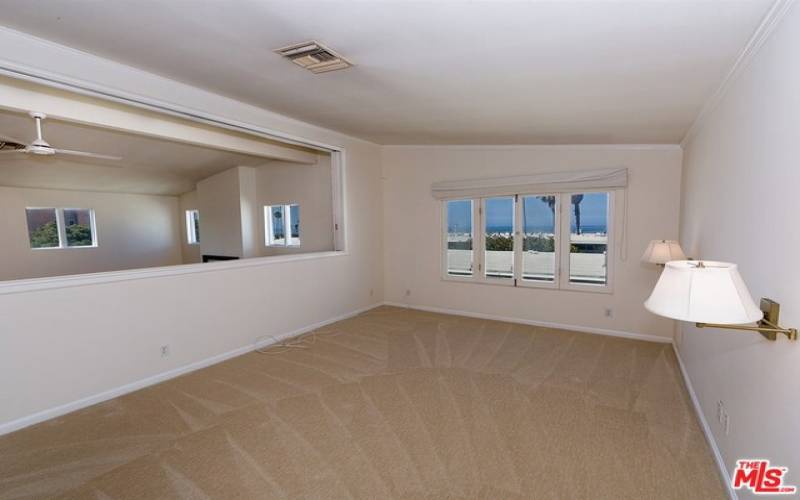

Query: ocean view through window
[[446, 199, 473, 276], [522, 195, 557, 282], [442, 191, 612, 290], [484, 197, 515, 279], [569, 193, 609, 285]]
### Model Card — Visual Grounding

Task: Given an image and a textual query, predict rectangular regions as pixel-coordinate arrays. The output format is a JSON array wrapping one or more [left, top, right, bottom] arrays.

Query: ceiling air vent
[[274, 40, 352, 74]]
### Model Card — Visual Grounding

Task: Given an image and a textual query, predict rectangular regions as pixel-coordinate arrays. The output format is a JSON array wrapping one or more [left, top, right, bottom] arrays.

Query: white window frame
[[185, 209, 200, 245], [265, 203, 301, 247], [516, 193, 560, 290], [27, 207, 98, 250], [479, 196, 516, 287], [441, 190, 614, 293], [559, 191, 614, 292], [440, 199, 477, 282]]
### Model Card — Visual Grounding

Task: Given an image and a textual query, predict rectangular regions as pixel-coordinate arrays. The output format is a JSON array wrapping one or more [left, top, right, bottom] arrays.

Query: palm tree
[[543, 195, 556, 214], [571, 194, 584, 234]]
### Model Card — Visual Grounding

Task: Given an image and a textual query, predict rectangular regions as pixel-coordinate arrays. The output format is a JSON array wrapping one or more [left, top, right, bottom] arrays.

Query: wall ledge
[[0, 251, 347, 296]]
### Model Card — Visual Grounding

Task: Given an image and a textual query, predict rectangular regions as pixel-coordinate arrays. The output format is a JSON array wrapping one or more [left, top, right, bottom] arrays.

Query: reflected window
[[266, 204, 301, 247], [445, 199, 473, 276], [185, 210, 200, 245], [26, 208, 60, 249], [64, 209, 96, 247], [26, 207, 96, 249]]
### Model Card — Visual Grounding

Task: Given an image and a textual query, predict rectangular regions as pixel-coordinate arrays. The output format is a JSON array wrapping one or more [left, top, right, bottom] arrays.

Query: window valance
[[430, 167, 628, 200]]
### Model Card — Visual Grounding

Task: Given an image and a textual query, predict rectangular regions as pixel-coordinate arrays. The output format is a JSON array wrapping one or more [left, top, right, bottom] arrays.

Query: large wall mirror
[[0, 105, 342, 282]]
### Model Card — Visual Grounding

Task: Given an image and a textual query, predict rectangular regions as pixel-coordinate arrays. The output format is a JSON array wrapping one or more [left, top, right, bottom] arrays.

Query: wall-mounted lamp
[[641, 239, 687, 266], [645, 260, 797, 341]]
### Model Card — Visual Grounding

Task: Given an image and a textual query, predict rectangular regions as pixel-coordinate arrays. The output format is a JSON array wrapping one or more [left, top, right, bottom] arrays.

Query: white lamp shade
[[641, 240, 687, 264], [644, 261, 763, 324]]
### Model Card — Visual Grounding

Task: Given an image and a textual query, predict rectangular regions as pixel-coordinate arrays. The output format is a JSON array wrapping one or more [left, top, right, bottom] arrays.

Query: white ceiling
[[0, 109, 292, 195], [0, 0, 773, 144]]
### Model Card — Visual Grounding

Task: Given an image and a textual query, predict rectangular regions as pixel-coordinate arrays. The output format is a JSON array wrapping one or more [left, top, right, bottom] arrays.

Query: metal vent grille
[[274, 41, 352, 74]]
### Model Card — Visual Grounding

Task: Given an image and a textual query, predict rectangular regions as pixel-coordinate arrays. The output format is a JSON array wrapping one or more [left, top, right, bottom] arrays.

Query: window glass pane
[[64, 209, 95, 247], [484, 197, 514, 279], [269, 205, 285, 245], [288, 204, 301, 246], [522, 195, 556, 282], [569, 193, 608, 285], [186, 210, 200, 244], [26, 208, 60, 248], [192, 211, 200, 243], [446, 199, 473, 276]]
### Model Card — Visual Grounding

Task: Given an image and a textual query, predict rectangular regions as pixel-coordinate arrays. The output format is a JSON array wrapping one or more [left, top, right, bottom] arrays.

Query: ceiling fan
[[0, 111, 123, 161]]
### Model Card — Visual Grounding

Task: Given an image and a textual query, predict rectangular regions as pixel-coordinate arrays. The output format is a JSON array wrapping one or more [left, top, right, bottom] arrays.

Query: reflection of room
[[0, 109, 334, 281], [185, 157, 333, 263]]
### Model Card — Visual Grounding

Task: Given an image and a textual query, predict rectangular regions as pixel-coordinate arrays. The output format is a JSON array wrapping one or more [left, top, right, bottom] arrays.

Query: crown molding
[[381, 144, 682, 151], [681, 0, 797, 148]]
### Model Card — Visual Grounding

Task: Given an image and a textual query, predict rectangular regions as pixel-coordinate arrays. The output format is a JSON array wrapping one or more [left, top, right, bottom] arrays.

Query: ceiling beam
[[0, 76, 319, 165]]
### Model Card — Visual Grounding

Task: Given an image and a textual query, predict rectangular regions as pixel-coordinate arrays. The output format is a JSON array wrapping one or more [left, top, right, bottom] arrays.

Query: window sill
[[30, 244, 98, 250], [0, 250, 347, 296], [441, 275, 613, 294]]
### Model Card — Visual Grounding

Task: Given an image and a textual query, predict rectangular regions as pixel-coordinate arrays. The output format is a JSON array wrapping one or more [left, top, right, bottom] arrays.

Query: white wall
[[0, 38, 383, 429], [0, 186, 182, 280], [196, 166, 253, 259], [678, 4, 800, 494], [382, 146, 682, 339], [239, 166, 260, 259], [257, 155, 335, 256]]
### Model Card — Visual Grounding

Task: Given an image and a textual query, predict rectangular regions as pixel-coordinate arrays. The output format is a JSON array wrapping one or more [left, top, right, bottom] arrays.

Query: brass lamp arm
[[695, 320, 798, 341]]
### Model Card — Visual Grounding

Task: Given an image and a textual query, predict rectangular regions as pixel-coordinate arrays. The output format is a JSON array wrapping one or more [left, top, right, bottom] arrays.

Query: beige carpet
[[0, 306, 725, 499]]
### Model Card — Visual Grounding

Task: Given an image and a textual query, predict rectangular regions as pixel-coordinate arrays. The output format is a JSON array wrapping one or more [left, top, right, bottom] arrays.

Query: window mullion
[[554, 194, 562, 287], [513, 194, 522, 285], [559, 194, 570, 289], [284, 204, 292, 247], [476, 199, 485, 280]]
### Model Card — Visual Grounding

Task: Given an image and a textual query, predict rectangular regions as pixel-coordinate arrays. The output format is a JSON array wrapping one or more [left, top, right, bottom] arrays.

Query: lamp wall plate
[[758, 298, 794, 341]]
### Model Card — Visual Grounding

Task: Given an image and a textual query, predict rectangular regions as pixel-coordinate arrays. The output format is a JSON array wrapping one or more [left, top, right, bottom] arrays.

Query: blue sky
[[448, 193, 608, 232]]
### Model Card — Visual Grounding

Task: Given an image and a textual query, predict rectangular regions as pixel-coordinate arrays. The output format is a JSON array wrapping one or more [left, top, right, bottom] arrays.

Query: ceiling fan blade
[[0, 149, 29, 155], [54, 148, 123, 161], [0, 132, 28, 146]]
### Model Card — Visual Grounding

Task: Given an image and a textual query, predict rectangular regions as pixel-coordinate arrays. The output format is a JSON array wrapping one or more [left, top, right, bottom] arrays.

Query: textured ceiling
[[0, 0, 773, 144]]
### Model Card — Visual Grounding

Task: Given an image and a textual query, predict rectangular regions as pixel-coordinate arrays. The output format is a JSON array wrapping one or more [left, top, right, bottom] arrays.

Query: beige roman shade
[[430, 167, 628, 200]]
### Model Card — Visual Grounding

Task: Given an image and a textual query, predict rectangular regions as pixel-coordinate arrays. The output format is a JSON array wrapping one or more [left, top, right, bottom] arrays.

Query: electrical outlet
[[161, 345, 170, 358], [604, 307, 613, 318]]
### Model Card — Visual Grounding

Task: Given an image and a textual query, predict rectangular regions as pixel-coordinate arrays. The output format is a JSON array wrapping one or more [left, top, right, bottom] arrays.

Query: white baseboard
[[672, 342, 736, 500], [0, 302, 384, 437], [383, 301, 672, 344]]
